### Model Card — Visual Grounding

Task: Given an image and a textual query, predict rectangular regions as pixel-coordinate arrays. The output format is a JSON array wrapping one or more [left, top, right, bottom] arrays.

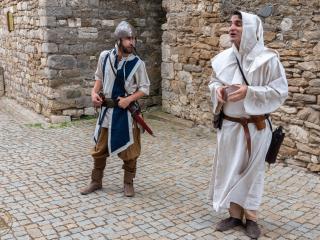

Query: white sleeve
[[135, 61, 150, 95], [94, 50, 110, 81], [208, 72, 224, 113], [244, 57, 288, 115]]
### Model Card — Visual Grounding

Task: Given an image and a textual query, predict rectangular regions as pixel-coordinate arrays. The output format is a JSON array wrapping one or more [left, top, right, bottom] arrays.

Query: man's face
[[120, 36, 135, 54], [229, 15, 243, 49]]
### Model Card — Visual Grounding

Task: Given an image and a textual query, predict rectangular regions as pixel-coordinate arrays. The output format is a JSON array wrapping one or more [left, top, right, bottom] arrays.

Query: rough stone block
[[183, 64, 202, 73], [292, 94, 316, 103], [303, 30, 320, 41], [40, 16, 57, 27], [161, 62, 174, 80], [305, 87, 320, 95], [39, 0, 60, 7], [101, 20, 115, 27], [219, 34, 231, 48], [48, 55, 77, 70], [60, 69, 81, 78], [45, 7, 72, 17], [280, 18, 293, 32], [42, 29, 58, 42], [43, 68, 58, 79], [65, 89, 82, 99], [258, 4, 273, 17], [84, 107, 95, 116], [161, 44, 171, 62], [162, 31, 177, 43], [62, 109, 83, 116], [296, 142, 320, 156], [69, 44, 84, 54], [296, 62, 318, 71], [88, 0, 99, 7], [25, 46, 35, 53], [78, 27, 98, 39], [50, 115, 71, 124], [307, 163, 320, 172], [42, 43, 58, 53]]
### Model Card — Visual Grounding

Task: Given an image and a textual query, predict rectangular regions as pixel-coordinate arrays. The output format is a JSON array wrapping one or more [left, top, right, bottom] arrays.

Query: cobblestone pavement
[[0, 107, 320, 240]]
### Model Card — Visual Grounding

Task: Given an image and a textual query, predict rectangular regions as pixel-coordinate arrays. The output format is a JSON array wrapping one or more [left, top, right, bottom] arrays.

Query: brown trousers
[[229, 202, 257, 222], [89, 124, 141, 184]]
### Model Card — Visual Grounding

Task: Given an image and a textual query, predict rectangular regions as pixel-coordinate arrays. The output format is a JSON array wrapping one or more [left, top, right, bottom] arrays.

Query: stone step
[[144, 110, 194, 128]]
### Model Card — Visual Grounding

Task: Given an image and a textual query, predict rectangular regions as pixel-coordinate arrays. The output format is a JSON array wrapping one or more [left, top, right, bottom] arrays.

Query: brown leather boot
[[123, 170, 135, 197], [80, 182, 102, 195], [80, 168, 103, 195]]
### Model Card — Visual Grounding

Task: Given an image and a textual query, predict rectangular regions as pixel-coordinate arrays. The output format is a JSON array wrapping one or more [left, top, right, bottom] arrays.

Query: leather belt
[[101, 98, 118, 108], [223, 114, 268, 158]]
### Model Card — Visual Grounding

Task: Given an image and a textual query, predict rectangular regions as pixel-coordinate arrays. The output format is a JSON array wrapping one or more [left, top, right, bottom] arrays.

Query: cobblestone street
[[1, 107, 320, 240]]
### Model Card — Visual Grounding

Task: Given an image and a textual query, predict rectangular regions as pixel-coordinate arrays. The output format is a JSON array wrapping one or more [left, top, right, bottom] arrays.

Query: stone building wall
[[0, 0, 165, 119], [161, 0, 320, 171], [0, 67, 4, 96], [0, 0, 43, 112]]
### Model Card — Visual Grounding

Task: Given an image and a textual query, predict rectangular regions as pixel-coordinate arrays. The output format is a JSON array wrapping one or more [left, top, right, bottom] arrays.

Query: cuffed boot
[[80, 158, 106, 195], [123, 170, 135, 197]]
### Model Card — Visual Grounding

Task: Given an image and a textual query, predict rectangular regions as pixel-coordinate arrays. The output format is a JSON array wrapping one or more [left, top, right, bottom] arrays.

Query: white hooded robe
[[208, 11, 288, 212]]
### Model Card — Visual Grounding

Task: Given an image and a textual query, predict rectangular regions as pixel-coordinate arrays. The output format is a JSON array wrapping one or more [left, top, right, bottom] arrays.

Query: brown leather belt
[[101, 98, 118, 108], [223, 114, 268, 158]]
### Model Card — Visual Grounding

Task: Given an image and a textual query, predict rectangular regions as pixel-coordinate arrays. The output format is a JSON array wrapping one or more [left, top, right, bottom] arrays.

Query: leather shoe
[[216, 217, 243, 231], [245, 219, 261, 239]]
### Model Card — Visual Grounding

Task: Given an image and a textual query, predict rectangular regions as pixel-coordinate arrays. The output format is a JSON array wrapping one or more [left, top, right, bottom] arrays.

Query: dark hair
[[232, 10, 242, 19]]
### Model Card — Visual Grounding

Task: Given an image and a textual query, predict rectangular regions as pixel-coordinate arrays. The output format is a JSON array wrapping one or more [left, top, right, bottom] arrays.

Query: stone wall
[[0, 67, 4, 96], [0, 0, 43, 112], [162, 0, 220, 125], [0, 0, 165, 119], [162, 0, 320, 172]]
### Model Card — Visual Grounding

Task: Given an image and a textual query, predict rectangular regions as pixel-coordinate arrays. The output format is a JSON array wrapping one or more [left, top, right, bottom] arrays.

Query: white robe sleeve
[[244, 57, 288, 115], [135, 61, 150, 95], [95, 50, 110, 81], [208, 73, 224, 114]]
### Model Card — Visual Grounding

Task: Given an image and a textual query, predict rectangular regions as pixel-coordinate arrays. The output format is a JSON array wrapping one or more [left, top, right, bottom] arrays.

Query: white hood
[[212, 11, 278, 84], [238, 11, 264, 57]]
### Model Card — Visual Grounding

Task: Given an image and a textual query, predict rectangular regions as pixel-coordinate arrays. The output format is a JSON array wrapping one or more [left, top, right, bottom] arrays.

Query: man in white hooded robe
[[208, 11, 288, 239]]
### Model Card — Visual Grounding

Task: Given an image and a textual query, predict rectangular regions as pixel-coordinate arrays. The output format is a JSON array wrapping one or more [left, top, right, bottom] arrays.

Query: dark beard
[[122, 46, 133, 54]]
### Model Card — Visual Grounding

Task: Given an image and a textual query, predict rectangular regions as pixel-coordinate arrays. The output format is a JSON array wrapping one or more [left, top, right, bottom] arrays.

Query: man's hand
[[216, 86, 226, 103], [92, 92, 102, 107], [227, 84, 248, 102], [117, 96, 132, 109]]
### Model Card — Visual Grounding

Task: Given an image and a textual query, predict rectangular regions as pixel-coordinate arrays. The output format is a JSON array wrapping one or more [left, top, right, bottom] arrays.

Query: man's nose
[[230, 24, 236, 31]]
